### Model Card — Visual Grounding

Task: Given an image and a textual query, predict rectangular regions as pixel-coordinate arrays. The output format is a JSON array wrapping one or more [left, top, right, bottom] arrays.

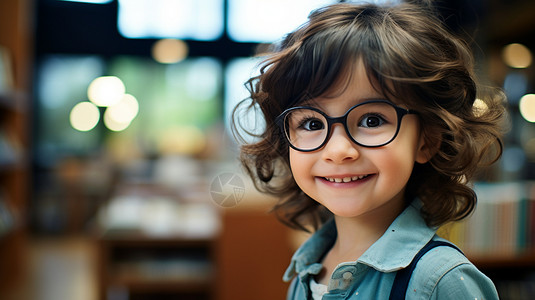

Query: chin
[[324, 205, 368, 218]]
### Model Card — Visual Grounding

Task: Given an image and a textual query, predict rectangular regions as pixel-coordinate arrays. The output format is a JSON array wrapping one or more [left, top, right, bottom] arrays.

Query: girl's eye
[[359, 114, 386, 128], [298, 118, 325, 131]]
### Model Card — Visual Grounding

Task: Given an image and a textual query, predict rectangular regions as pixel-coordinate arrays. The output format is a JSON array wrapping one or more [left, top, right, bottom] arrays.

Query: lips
[[323, 174, 370, 183]]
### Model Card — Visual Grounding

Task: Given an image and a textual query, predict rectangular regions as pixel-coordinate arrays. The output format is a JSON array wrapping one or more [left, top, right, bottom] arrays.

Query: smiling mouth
[[323, 175, 371, 183]]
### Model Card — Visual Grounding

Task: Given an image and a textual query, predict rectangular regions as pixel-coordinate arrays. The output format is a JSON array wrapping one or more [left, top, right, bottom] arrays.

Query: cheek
[[375, 125, 421, 173], [374, 152, 415, 195], [289, 150, 313, 185], [376, 142, 419, 183], [289, 150, 303, 175]]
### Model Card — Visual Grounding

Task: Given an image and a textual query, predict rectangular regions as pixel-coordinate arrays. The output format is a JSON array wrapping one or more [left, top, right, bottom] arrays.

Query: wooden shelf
[[97, 228, 216, 300], [469, 251, 535, 269], [100, 233, 214, 247]]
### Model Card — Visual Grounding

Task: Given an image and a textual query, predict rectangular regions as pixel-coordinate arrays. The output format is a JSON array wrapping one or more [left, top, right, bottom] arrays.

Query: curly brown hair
[[232, 2, 505, 232]]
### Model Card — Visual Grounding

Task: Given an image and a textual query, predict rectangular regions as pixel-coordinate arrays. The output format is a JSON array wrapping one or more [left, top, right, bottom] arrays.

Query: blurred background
[[0, 0, 534, 299]]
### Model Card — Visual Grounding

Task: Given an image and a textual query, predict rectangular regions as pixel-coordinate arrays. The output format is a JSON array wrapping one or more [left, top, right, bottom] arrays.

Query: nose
[[321, 124, 360, 163]]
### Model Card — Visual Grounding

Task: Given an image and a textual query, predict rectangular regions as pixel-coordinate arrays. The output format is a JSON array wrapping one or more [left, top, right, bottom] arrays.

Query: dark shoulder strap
[[389, 241, 463, 300]]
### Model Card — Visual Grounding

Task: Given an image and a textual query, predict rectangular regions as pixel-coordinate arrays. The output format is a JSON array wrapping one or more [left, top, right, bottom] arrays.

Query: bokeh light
[[105, 94, 139, 124], [519, 94, 535, 123], [103, 93, 139, 132], [103, 109, 131, 132], [502, 43, 532, 68], [87, 76, 126, 107], [70, 101, 100, 131], [152, 39, 189, 64]]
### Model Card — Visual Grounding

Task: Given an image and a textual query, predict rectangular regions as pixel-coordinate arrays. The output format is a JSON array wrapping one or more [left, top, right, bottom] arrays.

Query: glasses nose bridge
[[326, 114, 348, 128], [325, 114, 352, 142]]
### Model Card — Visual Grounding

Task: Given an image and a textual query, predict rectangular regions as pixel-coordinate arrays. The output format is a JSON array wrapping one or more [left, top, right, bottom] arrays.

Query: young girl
[[233, 2, 505, 299]]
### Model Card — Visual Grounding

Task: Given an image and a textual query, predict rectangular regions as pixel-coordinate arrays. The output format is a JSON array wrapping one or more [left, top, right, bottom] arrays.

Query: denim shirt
[[283, 202, 499, 299]]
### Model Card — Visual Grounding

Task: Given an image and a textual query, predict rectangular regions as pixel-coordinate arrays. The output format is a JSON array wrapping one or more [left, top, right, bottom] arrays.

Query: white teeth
[[325, 175, 369, 183]]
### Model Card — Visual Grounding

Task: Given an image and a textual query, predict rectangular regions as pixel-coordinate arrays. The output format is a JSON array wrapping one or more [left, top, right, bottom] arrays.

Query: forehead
[[304, 60, 388, 109]]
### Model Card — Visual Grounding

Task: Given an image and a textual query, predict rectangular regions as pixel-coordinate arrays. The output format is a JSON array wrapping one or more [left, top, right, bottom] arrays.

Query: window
[[117, 0, 224, 40]]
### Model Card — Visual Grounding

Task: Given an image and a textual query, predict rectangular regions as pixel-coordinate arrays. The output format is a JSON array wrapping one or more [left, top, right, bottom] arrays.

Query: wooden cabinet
[[215, 208, 293, 300]]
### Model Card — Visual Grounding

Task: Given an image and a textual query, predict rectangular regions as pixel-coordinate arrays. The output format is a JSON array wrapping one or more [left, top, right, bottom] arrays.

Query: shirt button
[[343, 271, 353, 280]]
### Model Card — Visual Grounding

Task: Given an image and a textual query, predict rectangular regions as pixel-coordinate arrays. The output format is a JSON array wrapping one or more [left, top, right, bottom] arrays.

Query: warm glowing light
[[152, 39, 189, 64], [103, 109, 131, 132], [502, 43, 532, 68], [70, 101, 100, 131], [519, 94, 535, 122], [105, 94, 139, 124], [87, 76, 126, 107]]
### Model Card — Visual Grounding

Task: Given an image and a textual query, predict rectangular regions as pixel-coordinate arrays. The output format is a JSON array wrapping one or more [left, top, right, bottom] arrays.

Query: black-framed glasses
[[276, 100, 416, 152]]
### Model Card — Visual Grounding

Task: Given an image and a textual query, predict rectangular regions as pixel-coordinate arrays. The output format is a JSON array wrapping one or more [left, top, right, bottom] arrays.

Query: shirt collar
[[283, 217, 336, 281], [283, 201, 436, 282]]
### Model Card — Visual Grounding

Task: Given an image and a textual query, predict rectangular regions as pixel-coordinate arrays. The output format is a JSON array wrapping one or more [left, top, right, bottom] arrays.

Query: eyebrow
[[301, 96, 391, 111]]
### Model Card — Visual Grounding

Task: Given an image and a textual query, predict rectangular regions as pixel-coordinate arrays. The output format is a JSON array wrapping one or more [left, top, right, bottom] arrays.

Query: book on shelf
[[0, 45, 14, 96], [443, 182, 535, 257]]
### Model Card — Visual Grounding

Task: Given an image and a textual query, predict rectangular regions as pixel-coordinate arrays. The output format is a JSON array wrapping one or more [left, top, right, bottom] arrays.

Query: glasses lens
[[284, 108, 328, 151], [347, 102, 398, 146], [282, 101, 401, 150]]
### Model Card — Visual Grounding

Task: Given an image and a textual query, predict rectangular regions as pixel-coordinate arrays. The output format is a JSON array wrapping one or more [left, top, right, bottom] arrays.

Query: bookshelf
[[443, 182, 535, 257], [95, 183, 220, 300], [0, 0, 32, 297], [440, 182, 535, 299]]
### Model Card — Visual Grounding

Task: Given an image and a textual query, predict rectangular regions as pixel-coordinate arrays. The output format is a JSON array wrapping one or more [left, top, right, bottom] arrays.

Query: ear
[[415, 133, 439, 164]]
